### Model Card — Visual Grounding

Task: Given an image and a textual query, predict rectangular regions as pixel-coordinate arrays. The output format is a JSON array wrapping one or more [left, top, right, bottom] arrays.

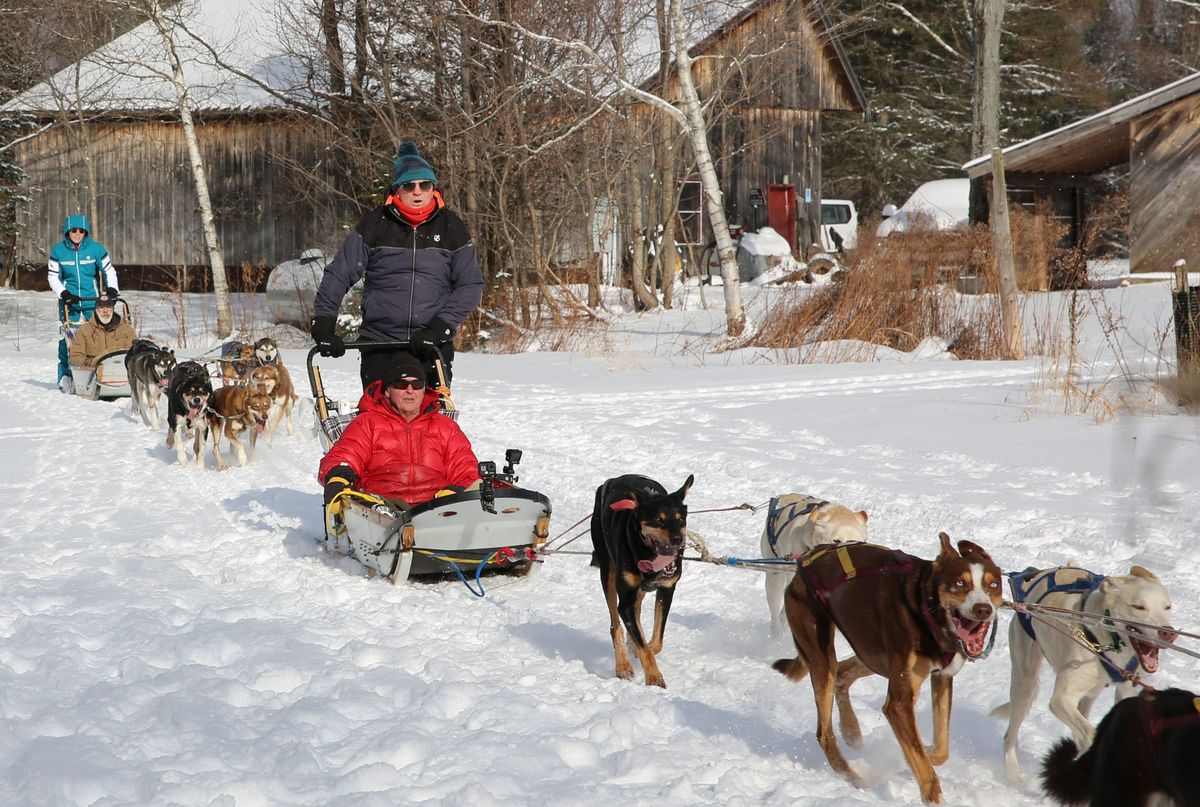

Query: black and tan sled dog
[[590, 473, 694, 688]]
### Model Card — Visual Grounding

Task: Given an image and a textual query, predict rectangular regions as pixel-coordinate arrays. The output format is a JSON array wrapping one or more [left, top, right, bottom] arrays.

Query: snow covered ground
[[1, 281, 1197, 806]]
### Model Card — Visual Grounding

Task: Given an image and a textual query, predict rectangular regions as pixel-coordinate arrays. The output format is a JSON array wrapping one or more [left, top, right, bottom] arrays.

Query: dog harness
[[1007, 567, 1140, 684], [764, 496, 827, 557], [798, 542, 993, 668], [1138, 691, 1200, 805]]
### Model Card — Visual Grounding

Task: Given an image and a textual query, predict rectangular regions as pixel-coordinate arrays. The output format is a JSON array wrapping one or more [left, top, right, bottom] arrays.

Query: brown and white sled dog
[[125, 338, 176, 430], [774, 533, 1003, 804], [165, 361, 213, 468], [249, 362, 297, 436], [761, 494, 868, 636], [993, 564, 1176, 782], [206, 385, 272, 469]]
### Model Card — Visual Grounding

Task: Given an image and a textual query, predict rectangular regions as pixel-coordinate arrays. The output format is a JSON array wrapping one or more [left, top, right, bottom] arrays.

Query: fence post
[[1172, 259, 1199, 405]]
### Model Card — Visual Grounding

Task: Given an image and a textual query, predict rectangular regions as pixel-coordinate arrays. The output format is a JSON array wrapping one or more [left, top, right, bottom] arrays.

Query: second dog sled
[[61, 297, 132, 400], [307, 342, 553, 589]]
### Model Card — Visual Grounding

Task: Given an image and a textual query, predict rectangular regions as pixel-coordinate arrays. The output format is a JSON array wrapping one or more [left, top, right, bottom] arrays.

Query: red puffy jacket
[[319, 382, 479, 504]]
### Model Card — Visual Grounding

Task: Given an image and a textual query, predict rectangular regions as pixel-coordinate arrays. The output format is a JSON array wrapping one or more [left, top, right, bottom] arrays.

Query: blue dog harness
[[1007, 567, 1140, 683], [765, 495, 827, 557]]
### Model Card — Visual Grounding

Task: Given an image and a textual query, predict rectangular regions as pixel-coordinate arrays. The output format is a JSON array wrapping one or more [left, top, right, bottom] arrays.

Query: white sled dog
[[760, 493, 868, 636], [993, 564, 1176, 782]]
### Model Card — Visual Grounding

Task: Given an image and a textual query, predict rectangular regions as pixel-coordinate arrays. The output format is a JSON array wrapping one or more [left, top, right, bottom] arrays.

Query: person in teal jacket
[[48, 214, 119, 392]]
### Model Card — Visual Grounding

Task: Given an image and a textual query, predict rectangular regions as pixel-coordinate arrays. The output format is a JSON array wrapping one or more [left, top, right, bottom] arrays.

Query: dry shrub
[[1010, 201, 1068, 291], [458, 282, 608, 354], [747, 233, 1007, 361]]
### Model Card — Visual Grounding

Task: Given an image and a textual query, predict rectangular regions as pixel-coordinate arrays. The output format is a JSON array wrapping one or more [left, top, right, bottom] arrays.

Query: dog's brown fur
[[220, 341, 256, 384], [248, 362, 297, 436], [206, 385, 272, 469], [773, 533, 1003, 804]]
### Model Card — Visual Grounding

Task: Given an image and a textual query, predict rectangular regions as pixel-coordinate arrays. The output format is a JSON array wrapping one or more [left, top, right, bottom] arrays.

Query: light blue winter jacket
[[48, 215, 118, 315]]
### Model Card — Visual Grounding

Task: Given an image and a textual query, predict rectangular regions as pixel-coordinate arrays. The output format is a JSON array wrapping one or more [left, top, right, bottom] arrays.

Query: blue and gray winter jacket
[[48, 215, 118, 316], [313, 202, 483, 342]]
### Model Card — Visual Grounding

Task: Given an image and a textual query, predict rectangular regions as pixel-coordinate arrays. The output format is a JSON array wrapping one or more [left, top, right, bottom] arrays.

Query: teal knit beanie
[[391, 141, 437, 188]]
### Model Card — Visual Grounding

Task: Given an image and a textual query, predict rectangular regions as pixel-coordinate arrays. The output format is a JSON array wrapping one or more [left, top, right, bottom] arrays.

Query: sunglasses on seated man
[[390, 378, 424, 391], [398, 180, 433, 192]]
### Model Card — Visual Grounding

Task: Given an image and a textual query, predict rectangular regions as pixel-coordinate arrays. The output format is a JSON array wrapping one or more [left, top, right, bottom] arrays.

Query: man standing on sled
[[49, 214, 119, 393], [310, 141, 483, 391], [319, 354, 480, 512]]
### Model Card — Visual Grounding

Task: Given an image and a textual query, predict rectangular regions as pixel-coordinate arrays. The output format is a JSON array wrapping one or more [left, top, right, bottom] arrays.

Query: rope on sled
[[324, 489, 386, 536]]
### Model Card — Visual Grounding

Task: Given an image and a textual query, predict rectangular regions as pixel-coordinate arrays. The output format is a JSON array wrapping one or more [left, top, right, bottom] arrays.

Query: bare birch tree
[[456, 0, 746, 335], [142, 0, 232, 336]]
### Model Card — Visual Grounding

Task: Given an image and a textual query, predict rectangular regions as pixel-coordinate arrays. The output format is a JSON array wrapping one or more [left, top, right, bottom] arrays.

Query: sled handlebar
[[305, 340, 449, 402]]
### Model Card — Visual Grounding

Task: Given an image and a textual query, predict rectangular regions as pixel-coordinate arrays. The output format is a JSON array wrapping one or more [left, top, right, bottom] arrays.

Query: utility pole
[[969, 0, 1004, 225]]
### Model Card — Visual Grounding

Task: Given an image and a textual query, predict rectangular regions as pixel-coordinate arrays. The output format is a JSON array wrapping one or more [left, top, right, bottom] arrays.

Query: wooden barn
[[964, 71, 1200, 274], [643, 0, 866, 255], [1, 0, 348, 287]]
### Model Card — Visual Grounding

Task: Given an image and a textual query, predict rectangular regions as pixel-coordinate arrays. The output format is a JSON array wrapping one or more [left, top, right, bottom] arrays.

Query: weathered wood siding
[[14, 114, 345, 270], [683, 0, 859, 113], [1130, 94, 1200, 274], [645, 0, 859, 253], [711, 108, 821, 245]]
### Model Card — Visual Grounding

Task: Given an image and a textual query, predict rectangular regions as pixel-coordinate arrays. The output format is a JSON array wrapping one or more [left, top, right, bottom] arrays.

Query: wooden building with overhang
[[964, 71, 1200, 274], [642, 0, 866, 255], [1, 0, 346, 285]]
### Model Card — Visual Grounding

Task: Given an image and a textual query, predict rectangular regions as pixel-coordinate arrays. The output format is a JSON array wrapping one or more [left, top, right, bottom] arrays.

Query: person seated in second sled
[[68, 292, 135, 368], [318, 354, 480, 513]]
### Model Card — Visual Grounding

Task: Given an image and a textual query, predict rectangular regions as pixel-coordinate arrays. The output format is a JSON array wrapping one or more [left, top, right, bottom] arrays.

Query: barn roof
[[640, 0, 866, 113], [1, 0, 313, 115], [963, 71, 1200, 179]]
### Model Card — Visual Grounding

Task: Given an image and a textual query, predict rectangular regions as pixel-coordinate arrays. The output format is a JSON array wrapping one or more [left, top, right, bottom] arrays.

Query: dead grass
[[459, 283, 610, 354], [743, 231, 1007, 361]]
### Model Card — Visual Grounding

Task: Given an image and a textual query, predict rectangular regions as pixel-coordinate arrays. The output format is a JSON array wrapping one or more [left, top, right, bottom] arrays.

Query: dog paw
[[646, 674, 666, 688], [616, 665, 634, 681]]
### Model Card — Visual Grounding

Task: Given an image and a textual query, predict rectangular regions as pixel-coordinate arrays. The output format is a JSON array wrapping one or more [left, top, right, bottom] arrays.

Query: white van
[[820, 199, 858, 252]]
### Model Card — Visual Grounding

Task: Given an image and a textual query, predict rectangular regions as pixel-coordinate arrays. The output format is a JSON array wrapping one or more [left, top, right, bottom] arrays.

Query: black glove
[[311, 316, 346, 358], [105, 287, 120, 299], [60, 290, 80, 305], [410, 317, 454, 351], [323, 465, 358, 507]]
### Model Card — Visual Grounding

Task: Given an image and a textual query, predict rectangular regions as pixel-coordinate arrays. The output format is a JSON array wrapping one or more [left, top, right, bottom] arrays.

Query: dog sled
[[61, 297, 132, 400], [307, 341, 552, 588]]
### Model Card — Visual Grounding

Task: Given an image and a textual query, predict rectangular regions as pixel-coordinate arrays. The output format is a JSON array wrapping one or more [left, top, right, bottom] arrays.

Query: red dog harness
[[798, 541, 988, 669]]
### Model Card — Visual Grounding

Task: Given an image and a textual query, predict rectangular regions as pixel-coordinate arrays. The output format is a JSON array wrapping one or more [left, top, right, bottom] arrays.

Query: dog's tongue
[[638, 553, 676, 574], [157, 377, 171, 388], [954, 617, 990, 658], [188, 404, 203, 419], [1133, 639, 1160, 673], [254, 422, 266, 433]]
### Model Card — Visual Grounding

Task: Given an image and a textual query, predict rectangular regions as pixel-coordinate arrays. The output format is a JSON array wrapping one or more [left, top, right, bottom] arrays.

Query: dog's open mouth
[[187, 403, 205, 420], [638, 534, 679, 575], [1130, 633, 1161, 673], [952, 614, 993, 659], [157, 376, 171, 388]]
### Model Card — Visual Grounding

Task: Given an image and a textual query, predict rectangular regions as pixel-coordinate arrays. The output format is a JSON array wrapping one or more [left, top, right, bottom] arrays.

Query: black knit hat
[[382, 353, 426, 388], [391, 141, 437, 189]]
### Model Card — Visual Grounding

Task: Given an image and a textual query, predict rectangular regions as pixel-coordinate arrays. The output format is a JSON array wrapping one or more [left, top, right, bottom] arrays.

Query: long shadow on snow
[[507, 619, 634, 681]]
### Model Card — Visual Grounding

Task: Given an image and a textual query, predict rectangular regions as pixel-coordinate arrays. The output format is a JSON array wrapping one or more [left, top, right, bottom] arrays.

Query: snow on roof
[[961, 71, 1200, 171], [2, 0, 314, 113]]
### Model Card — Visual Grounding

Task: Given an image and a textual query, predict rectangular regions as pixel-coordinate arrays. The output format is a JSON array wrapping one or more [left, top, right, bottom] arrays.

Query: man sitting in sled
[[319, 354, 480, 512], [68, 292, 135, 368]]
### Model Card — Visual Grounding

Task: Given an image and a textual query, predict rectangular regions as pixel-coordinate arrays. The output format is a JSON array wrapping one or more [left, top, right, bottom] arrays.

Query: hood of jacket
[[356, 380, 442, 421], [63, 214, 92, 239]]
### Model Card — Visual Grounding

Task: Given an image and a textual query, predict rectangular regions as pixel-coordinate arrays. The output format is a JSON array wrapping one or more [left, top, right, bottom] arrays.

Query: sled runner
[[61, 298, 132, 400], [308, 342, 552, 587]]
